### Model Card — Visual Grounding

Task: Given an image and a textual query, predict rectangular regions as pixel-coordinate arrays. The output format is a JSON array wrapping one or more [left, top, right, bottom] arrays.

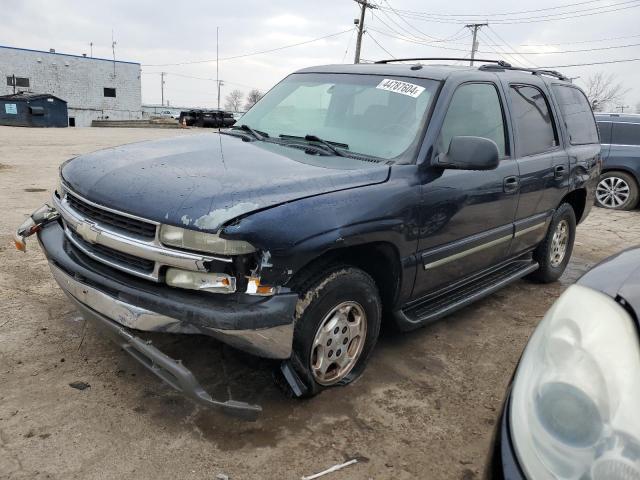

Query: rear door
[[504, 82, 568, 255], [413, 80, 520, 297]]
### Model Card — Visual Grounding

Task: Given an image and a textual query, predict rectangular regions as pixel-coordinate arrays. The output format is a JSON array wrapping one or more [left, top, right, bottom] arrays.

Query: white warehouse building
[[0, 45, 142, 127]]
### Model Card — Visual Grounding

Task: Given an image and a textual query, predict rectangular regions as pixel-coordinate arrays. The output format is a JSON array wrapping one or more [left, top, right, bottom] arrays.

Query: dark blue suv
[[15, 59, 600, 416], [595, 113, 640, 210]]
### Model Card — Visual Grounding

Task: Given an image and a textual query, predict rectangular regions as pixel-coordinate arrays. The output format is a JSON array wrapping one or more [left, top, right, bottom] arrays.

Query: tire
[[595, 171, 639, 210], [290, 266, 381, 397], [528, 203, 576, 283]]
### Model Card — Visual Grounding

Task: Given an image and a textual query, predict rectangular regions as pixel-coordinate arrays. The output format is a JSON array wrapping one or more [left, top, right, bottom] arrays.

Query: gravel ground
[[0, 126, 638, 480]]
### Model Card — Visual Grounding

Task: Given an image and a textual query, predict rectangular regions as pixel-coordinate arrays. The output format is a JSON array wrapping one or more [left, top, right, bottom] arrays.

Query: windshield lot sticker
[[376, 79, 424, 98]]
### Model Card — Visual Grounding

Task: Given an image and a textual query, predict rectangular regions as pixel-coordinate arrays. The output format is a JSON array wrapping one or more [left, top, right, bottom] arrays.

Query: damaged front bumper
[[17, 204, 299, 418]]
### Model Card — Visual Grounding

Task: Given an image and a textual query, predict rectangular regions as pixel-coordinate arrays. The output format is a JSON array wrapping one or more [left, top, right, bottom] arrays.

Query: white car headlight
[[510, 284, 640, 480], [160, 224, 256, 255]]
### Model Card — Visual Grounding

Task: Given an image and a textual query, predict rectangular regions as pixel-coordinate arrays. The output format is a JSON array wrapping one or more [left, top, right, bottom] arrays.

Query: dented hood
[[61, 133, 390, 232]]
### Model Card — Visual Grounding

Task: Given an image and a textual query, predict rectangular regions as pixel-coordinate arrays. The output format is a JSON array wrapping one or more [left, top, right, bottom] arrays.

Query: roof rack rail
[[374, 57, 512, 67], [478, 63, 569, 81]]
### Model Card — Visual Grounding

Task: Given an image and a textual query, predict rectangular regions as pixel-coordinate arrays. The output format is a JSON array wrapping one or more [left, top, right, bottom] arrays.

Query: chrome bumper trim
[[53, 192, 231, 282], [49, 262, 293, 359]]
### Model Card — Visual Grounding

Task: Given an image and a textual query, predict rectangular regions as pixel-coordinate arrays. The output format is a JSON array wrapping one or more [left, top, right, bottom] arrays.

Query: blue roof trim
[[0, 45, 140, 65]]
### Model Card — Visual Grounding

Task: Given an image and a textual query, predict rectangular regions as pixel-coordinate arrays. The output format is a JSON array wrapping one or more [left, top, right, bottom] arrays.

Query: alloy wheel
[[310, 301, 367, 385], [550, 219, 569, 268], [596, 176, 630, 208]]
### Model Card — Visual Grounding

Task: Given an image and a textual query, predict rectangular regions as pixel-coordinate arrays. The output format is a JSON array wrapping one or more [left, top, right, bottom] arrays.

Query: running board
[[396, 260, 539, 331]]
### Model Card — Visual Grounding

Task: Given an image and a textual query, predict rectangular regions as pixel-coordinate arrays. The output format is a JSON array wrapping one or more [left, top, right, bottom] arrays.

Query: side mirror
[[437, 136, 500, 171]]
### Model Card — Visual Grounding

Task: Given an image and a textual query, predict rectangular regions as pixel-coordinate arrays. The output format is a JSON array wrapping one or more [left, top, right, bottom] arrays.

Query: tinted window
[[597, 122, 612, 144], [509, 85, 557, 157], [438, 83, 507, 157], [552, 85, 599, 145], [612, 122, 640, 146], [103, 87, 116, 98]]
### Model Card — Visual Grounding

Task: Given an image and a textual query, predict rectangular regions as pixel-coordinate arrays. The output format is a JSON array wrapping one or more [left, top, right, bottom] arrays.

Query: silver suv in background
[[595, 113, 640, 210]]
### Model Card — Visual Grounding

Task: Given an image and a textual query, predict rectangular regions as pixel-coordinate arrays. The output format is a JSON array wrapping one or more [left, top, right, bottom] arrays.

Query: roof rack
[[374, 57, 511, 67], [479, 63, 569, 81], [373, 57, 569, 82]]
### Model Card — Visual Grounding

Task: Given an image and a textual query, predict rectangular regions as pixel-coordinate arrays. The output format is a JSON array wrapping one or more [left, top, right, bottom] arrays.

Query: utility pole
[[216, 26, 220, 109], [160, 72, 166, 106], [466, 23, 488, 66], [89, 42, 93, 58], [617, 105, 630, 113], [354, 0, 377, 64], [12, 74, 16, 94], [111, 30, 117, 77], [217, 80, 224, 111]]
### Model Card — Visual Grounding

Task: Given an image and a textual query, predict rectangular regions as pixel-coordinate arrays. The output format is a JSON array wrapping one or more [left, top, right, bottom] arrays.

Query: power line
[[376, 0, 610, 17], [483, 27, 540, 68], [342, 27, 357, 63], [381, 0, 439, 40], [542, 57, 640, 67], [377, 0, 640, 24], [521, 32, 640, 46], [366, 31, 396, 58], [143, 29, 353, 67]]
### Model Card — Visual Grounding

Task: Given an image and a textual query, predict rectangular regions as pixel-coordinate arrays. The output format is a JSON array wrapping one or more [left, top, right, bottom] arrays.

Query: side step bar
[[66, 294, 262, 420], [396, 260, 539, 331]]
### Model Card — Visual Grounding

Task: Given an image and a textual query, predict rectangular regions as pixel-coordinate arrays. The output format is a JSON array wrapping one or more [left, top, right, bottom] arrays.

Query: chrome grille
[[68, 228, 155, 273], [66, 192, 157, 239]]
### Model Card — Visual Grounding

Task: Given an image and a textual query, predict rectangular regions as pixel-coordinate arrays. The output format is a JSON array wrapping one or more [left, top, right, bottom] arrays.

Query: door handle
[[554, 165, 567, 179], [503, 176, 519, 193]]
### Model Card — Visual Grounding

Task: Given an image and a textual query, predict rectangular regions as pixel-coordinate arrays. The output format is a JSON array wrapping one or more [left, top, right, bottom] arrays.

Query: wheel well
[[287, 242, 402, 314], [601, 168, 640, 187], [561, 189, 587, 223]]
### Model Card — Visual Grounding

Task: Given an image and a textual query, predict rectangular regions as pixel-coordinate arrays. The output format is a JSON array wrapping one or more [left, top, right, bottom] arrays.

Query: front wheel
[[528, 203, 576, 283], [290, 267, 381, 397]]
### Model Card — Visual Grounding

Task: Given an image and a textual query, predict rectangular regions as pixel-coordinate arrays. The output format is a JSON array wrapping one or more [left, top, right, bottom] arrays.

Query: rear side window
[[597, 122, 612, 144], [508, 85, 558, 157], [612, 122, 640, 146], [438, 83, 507, 157], [552, 85, 599, 145]]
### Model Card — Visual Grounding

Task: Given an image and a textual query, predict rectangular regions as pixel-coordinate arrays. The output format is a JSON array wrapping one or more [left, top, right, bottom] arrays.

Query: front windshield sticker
[[376, 79, 425, 98]]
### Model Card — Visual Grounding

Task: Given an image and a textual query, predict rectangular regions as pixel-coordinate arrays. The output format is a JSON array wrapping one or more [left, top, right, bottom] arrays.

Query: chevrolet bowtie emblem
[[75, 222, 100, 243]]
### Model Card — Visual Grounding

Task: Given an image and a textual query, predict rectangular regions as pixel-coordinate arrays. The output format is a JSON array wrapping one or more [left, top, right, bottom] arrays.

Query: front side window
[[509, 85, 558, 157], [437, 82, 507, 157], [239, 73, 440, 161], [612, 122, 640, 146], [552, 85, 599, 145]]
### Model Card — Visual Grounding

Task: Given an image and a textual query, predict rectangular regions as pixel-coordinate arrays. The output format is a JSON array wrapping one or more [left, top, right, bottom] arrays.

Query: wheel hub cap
[[550, 219, 569, 268], [310, 301, 367, 386], [596, 177, 630, 208]]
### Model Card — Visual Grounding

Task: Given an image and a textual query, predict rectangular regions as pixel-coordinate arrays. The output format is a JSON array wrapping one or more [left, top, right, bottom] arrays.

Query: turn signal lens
[[246, 277, 277, 296]]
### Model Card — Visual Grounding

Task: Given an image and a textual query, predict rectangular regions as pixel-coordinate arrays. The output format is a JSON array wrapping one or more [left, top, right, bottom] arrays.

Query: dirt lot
[[0, 126, 638, 480]]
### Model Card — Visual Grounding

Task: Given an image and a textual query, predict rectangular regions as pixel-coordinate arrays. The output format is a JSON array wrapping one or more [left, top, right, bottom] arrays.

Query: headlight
[[510, 284, 640, 479], [159, 224, 256, 255]]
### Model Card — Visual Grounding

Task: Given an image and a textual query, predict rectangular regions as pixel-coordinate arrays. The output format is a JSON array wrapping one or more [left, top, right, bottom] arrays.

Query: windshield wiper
[[279, 134, 348, 157], [232, 124, 268, 141]]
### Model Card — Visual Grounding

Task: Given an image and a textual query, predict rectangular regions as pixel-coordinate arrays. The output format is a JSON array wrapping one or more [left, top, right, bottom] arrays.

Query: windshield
[[239, 73, 440, 161]]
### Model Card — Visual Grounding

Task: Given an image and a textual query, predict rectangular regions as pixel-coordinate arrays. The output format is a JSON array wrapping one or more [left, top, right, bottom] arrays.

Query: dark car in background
[[491, 248, 640, 479], [178, 109, 236, 128], [595, 113, 640, 210]]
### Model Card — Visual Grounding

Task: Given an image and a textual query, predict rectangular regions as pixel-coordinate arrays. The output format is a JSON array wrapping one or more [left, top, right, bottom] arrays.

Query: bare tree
[[584, 72, 629, 112], [224, 89, 243, 112], [244, 89, 263, 110]]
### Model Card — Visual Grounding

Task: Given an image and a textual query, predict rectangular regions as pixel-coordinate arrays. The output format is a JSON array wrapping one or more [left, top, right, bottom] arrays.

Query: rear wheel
[[528, 203, 576, 283], [596, 171, 639, 210], [290, 267, 381, 397]]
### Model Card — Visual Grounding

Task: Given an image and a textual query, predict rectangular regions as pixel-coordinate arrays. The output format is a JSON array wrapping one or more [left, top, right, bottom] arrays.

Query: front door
[[413, 81, 520, 298]]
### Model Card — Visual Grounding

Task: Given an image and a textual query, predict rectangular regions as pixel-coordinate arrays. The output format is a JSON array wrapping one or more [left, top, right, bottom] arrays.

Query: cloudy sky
[[2, 0, 639, 110]]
